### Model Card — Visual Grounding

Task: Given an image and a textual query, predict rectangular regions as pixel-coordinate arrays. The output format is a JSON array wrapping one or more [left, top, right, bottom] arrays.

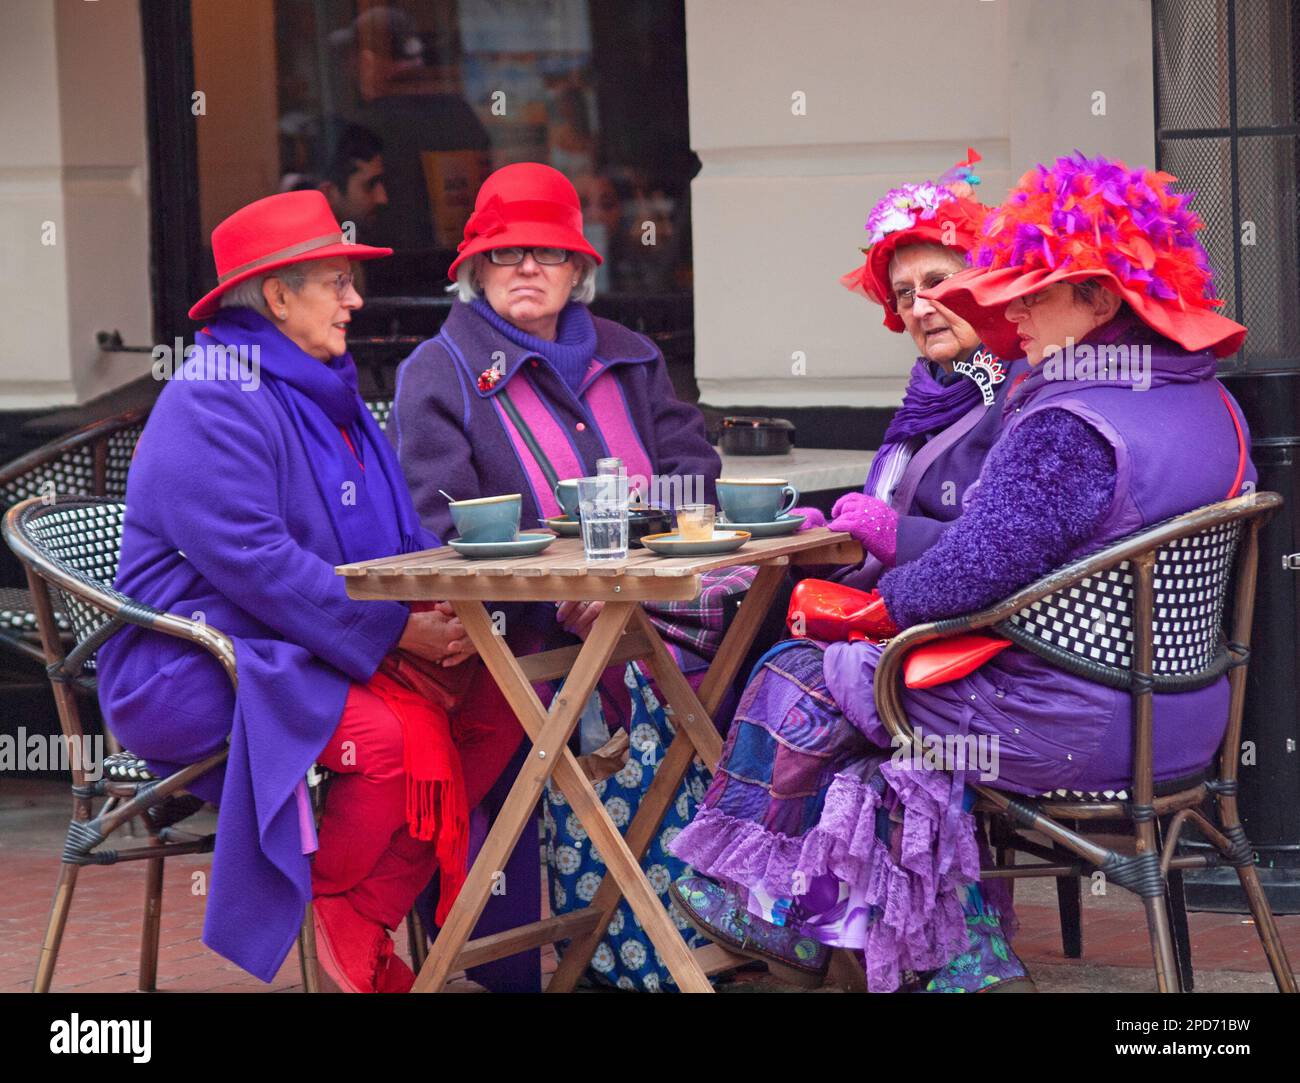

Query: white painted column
[[686, 0, 1155, 409], [0, 0, 153, 410]]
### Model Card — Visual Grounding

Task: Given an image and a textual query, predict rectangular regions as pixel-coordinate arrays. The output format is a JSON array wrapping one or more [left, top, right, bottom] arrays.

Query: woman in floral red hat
[[798, 149, 1029, 590], [669, 153, 1258, 994], [98, 190, 524, 993]]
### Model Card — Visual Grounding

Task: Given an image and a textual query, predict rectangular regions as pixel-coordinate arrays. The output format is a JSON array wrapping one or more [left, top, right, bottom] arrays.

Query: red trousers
[[311, 659, 523, 929]]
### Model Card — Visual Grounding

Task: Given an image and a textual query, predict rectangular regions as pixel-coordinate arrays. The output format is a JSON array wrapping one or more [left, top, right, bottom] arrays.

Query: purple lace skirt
[[668, 640, 1014, 992]]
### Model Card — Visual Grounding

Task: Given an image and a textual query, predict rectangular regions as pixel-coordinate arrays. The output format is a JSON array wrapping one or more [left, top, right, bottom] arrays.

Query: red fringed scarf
[[368, 658, 473, 924]]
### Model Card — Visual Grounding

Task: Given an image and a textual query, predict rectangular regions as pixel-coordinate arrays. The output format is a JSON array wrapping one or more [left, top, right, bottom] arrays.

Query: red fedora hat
[[447, 162, 601, 281], [188, 190, 392, 320]]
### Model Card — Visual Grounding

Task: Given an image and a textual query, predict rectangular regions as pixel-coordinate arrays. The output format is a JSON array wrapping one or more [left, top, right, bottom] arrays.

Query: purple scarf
[[469, 298, 597, 394], [863, 355, 986, 503], [201, 308, 436, 560]]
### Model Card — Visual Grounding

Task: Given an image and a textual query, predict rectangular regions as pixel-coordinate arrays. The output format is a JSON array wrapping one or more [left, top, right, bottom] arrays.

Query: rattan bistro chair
[[0, 409, 147, 666], [4, 495, 323, 993], [874, 492, 1296, 993]]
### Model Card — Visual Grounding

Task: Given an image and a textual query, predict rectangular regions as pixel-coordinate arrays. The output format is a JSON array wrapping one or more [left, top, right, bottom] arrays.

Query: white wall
[[687, 0, 1156, 408], [0, 0, 152, 410]]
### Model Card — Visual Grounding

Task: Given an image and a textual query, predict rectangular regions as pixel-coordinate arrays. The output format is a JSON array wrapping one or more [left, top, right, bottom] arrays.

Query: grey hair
[[219, 263, 311, 315], [448, 252, 597, 305]]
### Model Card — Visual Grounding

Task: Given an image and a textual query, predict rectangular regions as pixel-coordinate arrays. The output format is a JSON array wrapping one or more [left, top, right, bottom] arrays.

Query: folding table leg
[[457, 599, 714, 993], [412, 601, 634, 992], [548, 563, 788, 992]]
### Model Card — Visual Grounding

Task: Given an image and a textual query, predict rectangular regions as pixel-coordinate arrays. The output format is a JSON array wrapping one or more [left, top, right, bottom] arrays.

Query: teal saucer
[[449, 532, 556, 558], [640, 530, 751, 556], [716, 513, 806, 538], [539, 514, 582, 537]]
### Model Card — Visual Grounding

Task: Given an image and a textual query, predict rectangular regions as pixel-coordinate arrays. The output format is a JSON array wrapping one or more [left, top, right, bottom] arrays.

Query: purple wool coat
[[391, 302, 720, 548], [97, 361, 423, 982], [826, 337, 1255, 796]]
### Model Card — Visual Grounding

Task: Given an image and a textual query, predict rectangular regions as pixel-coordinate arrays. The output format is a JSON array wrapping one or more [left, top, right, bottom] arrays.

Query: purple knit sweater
[[878, 408, 1116, 629]]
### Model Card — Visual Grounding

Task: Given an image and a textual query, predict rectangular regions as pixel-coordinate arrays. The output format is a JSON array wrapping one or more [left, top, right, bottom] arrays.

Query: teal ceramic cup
[[716, 478, 799, 524], [449, 493, 521, 543], [554, 478, 582, 517]]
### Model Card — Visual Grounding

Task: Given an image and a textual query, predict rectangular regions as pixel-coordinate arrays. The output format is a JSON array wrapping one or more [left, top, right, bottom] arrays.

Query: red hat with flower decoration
[[923, 151, 1247, 359], [447, 162, 603, 281], [840, 148, 990, 333]]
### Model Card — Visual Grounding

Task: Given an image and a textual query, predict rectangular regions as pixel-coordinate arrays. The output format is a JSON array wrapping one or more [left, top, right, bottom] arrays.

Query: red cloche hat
[[188, 190, 392, 320], [840, 149, 990, 333], [924, 152, 1246, 359], [447, 162, 602, 281]]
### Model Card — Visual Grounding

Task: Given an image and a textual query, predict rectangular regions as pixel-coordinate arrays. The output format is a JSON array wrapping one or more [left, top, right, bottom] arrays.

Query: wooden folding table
[[337, 528, 862, 992]]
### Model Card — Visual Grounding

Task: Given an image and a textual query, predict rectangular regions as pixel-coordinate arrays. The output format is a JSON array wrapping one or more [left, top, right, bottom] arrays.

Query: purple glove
[[792, 506, 827, 531], [829, 492, 898, 565]]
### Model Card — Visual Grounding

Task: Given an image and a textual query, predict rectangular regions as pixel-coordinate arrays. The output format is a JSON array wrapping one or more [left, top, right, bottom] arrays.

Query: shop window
[[189, 0, 696, 367]]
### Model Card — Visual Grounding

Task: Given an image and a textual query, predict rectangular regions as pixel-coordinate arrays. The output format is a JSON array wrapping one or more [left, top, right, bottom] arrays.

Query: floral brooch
[[477, 366, 502, 392]]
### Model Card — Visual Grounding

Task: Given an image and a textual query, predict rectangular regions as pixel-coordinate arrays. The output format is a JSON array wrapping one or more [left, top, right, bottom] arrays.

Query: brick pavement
[[2, 779, 1295, 993]]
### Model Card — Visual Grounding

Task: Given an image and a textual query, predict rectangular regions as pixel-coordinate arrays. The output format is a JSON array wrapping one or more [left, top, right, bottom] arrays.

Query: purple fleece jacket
[[878, 408, 1116, 629]]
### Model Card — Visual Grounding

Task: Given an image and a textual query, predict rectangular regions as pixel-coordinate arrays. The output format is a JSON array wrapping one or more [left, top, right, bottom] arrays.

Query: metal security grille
[[1154, 0, 1300, 368]]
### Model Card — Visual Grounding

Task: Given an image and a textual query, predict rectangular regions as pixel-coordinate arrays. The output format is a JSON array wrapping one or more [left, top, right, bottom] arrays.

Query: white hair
[[219, 262, 311, 315], [448, 252, 597, 305]]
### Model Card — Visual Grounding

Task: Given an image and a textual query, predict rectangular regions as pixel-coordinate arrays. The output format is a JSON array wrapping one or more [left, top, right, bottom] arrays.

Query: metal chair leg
[[1141, 892, 1183, 992], [299, 899, 321, 993], [1055, 874, 1083, 959], [406, 909, 428, 971], [1164, 865, 1195, 992], [1234, 861, 1297, 993], [33, 862, 79, 993], [138, 841, 165, 991]]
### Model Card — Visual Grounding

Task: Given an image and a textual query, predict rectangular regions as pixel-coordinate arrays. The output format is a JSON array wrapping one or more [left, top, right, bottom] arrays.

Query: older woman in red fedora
[[98, 190, 523, 992], [391, 162, 721, 989]]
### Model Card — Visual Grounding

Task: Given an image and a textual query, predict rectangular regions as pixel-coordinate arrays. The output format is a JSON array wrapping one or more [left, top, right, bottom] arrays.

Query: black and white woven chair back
[[0, 446, 98, 506], [18, 499, 129, 672], [364, 398, 393, 430], [997, 517, 1242, 692], [105, 423, 145, 499]]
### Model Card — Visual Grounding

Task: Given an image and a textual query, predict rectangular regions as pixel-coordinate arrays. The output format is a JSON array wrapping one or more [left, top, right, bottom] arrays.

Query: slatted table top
[[337, 528, 860, 603]]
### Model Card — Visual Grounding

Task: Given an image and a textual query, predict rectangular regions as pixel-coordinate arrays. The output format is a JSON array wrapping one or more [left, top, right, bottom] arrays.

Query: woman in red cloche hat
[[389, 162, 724, 989]]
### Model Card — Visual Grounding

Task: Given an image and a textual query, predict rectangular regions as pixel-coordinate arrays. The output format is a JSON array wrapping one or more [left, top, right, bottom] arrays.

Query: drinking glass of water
[[577, 474, 629, 561]]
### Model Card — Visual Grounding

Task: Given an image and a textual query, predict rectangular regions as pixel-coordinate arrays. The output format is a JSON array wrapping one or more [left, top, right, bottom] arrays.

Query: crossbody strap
[[497, 385, 561, 493], [1217, 384, 1248, 499]]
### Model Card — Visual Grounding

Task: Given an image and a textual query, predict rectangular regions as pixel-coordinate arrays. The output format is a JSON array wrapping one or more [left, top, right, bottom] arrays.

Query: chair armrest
[[2, 498, 238, 689], [872, 491, 1282, 749]]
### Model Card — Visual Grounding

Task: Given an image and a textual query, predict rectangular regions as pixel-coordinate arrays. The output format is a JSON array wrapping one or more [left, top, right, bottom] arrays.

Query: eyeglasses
[[307, 271, 356, 299], [487, 246, 572, 266], [889, 271, 959, 313]]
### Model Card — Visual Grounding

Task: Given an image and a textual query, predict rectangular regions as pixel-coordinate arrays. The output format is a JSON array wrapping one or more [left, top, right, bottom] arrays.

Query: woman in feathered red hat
[[797, 150, 1029, 590], [668, 153, 1257, 994], [98, 190, 524, 992], [390, 162, 722, 989]]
